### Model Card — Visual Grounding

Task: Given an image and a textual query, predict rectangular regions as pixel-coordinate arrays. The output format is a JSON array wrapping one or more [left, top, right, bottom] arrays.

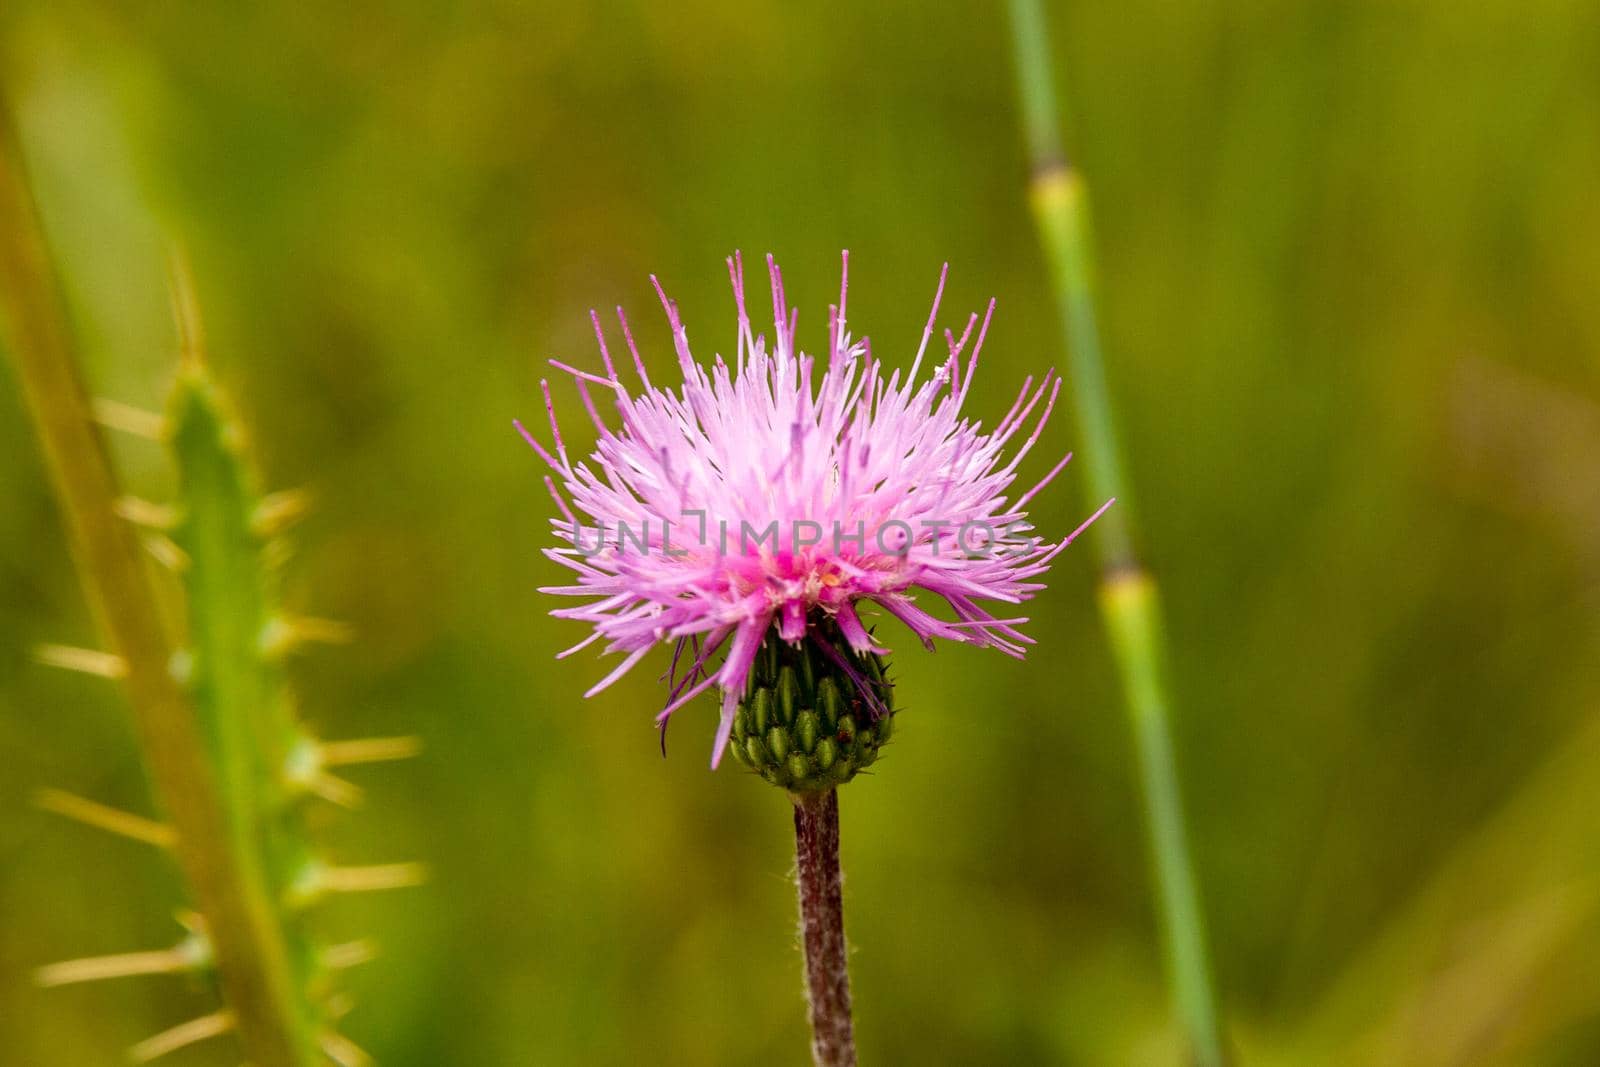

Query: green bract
[[729, 627, 895, 794]]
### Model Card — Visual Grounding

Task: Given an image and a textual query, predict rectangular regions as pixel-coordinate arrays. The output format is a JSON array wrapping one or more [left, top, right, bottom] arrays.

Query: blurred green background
[[3, 1, 1600, 1063]]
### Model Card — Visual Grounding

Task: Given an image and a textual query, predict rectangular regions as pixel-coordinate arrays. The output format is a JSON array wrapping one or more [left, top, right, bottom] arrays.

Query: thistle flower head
[[521, 253, 1109, 769]]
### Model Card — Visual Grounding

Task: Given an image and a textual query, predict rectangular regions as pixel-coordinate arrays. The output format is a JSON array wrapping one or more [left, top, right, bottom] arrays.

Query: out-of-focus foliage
[[2, 2, 1598, 1064]]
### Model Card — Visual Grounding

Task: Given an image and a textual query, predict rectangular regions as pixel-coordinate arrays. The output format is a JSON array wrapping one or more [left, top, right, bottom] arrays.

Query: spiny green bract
[[729, 626, 895, 793]]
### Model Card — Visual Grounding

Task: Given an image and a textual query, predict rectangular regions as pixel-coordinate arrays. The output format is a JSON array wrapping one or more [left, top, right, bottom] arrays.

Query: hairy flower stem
[[0, 99, 314, 1066], [793, 789, 856, 1067], [1006, 3, 1227, 1065]]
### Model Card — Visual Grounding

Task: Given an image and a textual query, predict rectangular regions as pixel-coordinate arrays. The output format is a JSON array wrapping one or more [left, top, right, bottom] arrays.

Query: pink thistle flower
[[520, 253, 1111, 768]]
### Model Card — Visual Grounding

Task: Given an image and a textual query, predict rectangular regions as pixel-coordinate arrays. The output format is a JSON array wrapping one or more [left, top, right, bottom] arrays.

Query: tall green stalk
[[0, 99, 315, 1066], [1006, 3, 1226, 1064]]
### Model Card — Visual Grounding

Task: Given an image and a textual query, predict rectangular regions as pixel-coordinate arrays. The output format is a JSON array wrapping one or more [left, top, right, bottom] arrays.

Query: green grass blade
[[1006, 3, 1227, 1063]]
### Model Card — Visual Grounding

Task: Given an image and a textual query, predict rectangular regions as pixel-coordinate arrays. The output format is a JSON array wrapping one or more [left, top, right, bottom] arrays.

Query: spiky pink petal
[[525, 253, 1108, 765]]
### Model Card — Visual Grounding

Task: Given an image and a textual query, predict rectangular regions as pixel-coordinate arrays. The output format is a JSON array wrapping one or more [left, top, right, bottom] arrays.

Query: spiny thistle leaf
[[165, 356, 420, 1055], [165, 363, 327, 1057]]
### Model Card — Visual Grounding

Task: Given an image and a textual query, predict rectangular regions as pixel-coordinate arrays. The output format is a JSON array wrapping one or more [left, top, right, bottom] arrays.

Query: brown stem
[[793, 789, 856, 1067]]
